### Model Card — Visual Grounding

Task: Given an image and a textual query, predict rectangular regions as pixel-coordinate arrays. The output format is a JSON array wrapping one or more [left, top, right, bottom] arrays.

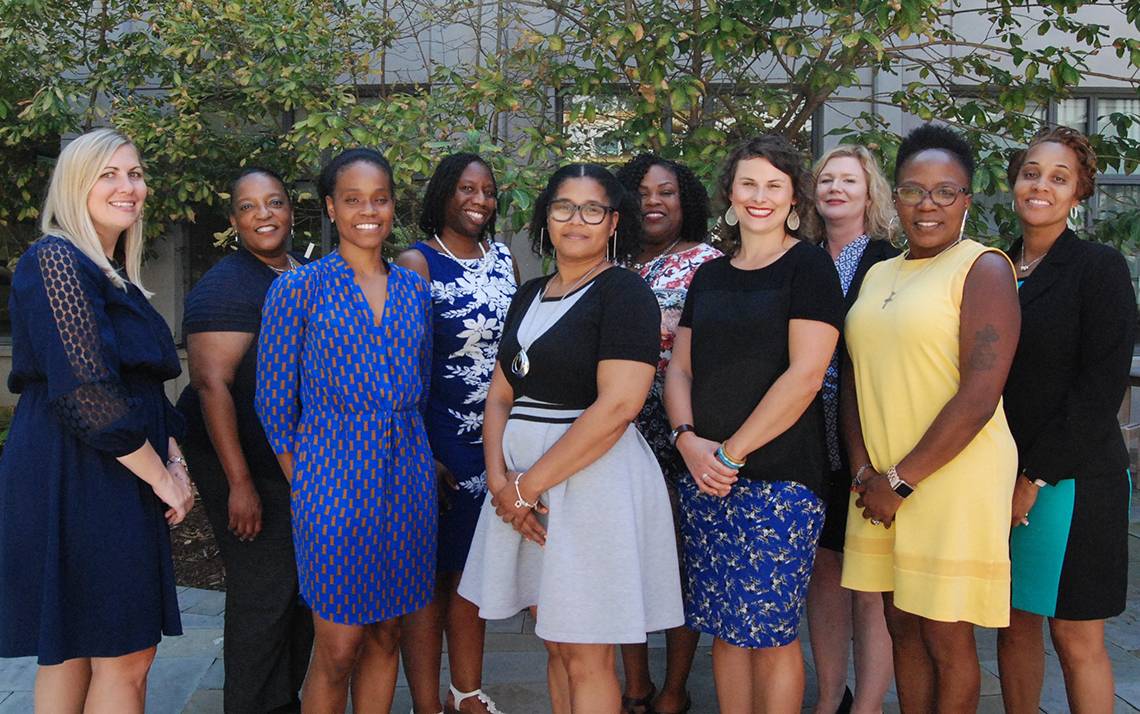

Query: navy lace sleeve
[[12, 239, 148, 455]]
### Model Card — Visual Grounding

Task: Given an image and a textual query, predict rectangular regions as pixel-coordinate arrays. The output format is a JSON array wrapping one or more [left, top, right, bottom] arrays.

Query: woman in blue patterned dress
[[256, 148, 435, 714], [397, 153, 516, 714], [0, 128, 193, 713]]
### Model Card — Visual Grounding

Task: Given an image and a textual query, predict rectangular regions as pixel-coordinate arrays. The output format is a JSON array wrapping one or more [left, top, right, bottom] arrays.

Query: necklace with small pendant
[[881, 238, 962, 309], [631, 238, 682, 271], [1018, 246, 1047, 273], [511, 261, 606, 378]]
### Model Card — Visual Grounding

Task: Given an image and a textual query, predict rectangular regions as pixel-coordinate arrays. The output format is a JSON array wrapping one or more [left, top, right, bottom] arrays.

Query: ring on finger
[[701, 473, 711, 483], [870, 518, 882, 526]]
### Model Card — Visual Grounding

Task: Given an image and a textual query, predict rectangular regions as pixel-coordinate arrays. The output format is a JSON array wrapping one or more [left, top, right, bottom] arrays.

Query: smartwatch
[[885, 465, 914, 498]]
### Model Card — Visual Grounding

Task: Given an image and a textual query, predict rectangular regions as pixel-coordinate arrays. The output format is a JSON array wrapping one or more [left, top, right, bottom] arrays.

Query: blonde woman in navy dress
[[460, 164, 683, 714], [256, 148, 434, 714], [0, 129, 193, 713], [398, 153, 516, 714]]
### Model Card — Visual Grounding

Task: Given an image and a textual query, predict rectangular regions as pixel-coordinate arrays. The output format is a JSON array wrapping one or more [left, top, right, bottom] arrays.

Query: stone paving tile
[[483, 632, 548, 652], [199, 658, 224, 690], [0, 692, 32, 713], [175, 587, 216, 613], [0, 657, 34, 691], [485, 610, 526, 634], [156, 627, 224, 659], [182, 590, 226, 617], [147, 656, 214, 714], [179, 613, 225, 630]]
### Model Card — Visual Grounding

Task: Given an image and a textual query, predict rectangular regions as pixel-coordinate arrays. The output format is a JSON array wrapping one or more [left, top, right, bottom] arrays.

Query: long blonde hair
[[809, 144, 897, 244], [40, 128, 150, 295]]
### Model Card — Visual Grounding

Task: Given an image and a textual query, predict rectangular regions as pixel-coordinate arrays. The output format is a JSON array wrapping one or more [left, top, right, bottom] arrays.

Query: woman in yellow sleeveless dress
[[840, 125, 1020, 713]]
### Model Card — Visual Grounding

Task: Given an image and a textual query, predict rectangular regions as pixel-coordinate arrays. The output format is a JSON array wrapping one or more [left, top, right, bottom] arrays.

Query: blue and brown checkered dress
[[256, 252, 436, 625]]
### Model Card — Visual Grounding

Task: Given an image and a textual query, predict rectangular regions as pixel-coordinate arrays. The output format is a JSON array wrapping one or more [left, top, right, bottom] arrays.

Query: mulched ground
[[171, 489, 226, 591]]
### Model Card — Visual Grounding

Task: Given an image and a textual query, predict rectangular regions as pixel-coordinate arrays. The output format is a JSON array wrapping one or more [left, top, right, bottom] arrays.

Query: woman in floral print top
[[615, 153, 720, 714]]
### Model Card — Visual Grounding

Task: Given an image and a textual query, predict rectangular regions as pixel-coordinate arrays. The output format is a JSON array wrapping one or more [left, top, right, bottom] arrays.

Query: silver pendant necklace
[[1018, 246, 1047, 272], [511, 260, 606, 378]]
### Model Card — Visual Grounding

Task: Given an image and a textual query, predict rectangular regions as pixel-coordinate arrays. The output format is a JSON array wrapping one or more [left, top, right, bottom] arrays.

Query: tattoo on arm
[[968, 324, 999, 371]]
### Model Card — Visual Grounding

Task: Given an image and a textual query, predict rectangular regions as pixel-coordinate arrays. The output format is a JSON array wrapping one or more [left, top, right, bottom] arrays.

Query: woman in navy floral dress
[[0, 129, 193, 713], [398, 153, 516, 714], [256, 148, 434, 713]]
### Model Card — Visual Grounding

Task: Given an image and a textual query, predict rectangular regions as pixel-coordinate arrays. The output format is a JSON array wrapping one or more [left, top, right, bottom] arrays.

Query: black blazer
[[833, 238, 900, 473], [1003, 229, 1137, 484]]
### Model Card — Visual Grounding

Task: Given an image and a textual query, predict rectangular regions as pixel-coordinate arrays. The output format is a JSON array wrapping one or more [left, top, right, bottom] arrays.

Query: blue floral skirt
[[678, 477, 824, 648]]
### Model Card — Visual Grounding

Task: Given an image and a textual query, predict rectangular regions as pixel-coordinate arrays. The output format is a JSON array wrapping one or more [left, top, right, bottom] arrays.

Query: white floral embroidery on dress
[[426, 243, 516, 492]]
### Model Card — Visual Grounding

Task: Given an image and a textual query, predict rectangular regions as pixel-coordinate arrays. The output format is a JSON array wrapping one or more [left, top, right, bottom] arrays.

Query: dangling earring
[[724, 206, 739, 226], [785, 209, 801, 232], [540, 227, 547, 260], [608, 231, 618, 262], [1068, 205, 1081, 229], [958, 210, 969, 242]]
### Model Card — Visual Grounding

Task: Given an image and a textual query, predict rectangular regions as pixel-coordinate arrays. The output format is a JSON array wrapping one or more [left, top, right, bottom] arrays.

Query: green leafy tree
[[517, 0, 1140, 244], [1, 0, 1138, 261]]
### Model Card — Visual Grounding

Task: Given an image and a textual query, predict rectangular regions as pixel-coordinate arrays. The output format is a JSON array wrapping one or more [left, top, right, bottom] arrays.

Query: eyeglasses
[[894, 184, 970, 207], [548, 199, 614, 224]]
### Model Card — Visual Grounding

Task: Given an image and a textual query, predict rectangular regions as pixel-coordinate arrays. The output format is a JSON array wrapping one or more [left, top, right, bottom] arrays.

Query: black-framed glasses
[[548, 199, 614, 224], [894, 184, 970, 207]]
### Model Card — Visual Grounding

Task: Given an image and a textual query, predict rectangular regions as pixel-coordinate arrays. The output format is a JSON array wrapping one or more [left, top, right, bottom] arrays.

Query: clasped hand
[[676, 434, 738, 498], [853, 471, 901, 528], [490, 470, 548, 547]]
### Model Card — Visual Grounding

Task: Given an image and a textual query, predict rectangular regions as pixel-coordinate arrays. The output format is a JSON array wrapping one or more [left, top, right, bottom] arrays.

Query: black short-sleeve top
[[679, 241, 845, 493], [175, 248, 307, 479], [498, 266, 661, 408]]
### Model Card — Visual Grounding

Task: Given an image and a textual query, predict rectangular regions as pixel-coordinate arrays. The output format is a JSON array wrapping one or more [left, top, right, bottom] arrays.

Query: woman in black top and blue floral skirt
[[664, 136, 843, 713], [997, 126, 1136, 714]]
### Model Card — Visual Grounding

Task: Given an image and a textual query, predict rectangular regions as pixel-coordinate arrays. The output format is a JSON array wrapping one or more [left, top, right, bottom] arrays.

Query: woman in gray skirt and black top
[[459, 163, 684, 714]]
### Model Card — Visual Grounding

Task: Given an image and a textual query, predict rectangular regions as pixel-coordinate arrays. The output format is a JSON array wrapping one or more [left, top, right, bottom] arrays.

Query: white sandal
[[446, 683, 503, 714]]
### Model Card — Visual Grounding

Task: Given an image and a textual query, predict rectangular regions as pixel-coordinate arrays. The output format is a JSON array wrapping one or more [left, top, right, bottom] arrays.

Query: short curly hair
[[529, 163, 642, 263], [615, 153, 711, 245], [716, 135, 812, 256], [894, 123, 975, 186], [418, 153, 498, 240], [1006, 126, 1097, 201], [228, 167, 290, 215]]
